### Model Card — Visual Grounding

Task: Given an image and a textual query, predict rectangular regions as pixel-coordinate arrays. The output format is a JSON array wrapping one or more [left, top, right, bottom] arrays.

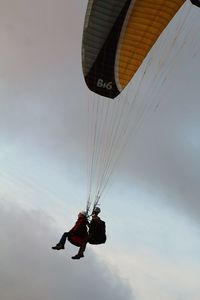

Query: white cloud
[[95, 246, 200, 300]]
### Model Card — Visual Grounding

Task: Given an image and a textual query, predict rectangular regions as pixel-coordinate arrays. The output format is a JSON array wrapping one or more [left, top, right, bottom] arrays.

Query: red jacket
[[68, 215, 88, 247]]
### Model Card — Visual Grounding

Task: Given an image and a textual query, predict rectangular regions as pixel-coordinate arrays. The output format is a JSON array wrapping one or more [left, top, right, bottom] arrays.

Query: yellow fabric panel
[[118, 0, 185, 88]]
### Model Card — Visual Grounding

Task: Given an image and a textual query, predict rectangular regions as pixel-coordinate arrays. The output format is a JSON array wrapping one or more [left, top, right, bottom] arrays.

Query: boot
[[71, 253, 84, 259], [52, 244, 65, 250]]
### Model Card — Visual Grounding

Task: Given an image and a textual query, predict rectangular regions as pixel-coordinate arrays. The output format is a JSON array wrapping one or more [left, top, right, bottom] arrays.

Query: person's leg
[[52, 232, 69, 250], [71, 237, 88, 259]]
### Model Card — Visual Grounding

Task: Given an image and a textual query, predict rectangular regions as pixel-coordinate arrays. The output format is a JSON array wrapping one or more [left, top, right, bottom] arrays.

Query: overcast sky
[[0, 1, 200, 300]]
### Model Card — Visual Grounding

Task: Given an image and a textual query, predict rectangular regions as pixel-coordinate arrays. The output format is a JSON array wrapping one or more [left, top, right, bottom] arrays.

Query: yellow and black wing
[[82, 0, 186, 99]]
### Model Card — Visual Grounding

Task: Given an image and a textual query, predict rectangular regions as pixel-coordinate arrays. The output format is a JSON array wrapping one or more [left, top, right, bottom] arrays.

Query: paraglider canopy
[[82, 0, 187, 99]]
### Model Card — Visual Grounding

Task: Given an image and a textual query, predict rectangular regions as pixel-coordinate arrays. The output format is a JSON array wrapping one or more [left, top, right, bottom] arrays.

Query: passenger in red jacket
[[71, 206, 105, 259], [52, 211, 88, 250]]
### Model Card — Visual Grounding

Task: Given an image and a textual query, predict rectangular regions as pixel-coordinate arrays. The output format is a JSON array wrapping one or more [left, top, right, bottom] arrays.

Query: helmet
[[93, 207, 101, 214], [79, 211, 87, 216]]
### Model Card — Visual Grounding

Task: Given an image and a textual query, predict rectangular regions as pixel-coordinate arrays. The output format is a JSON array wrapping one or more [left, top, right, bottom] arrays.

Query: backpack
[[89, 218, 107, 245]]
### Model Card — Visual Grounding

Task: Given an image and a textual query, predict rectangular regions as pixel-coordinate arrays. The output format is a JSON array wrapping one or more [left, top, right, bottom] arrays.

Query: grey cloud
[[0, 203, 133, 300], [0, 0, 88, 166], [120, 65, 200, 221], [0, 0, 200, 226]]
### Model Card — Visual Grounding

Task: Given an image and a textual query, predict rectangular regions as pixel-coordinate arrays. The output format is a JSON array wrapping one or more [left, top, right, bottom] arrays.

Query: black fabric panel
[[85, 0, 132, 99], [190, 0, 200, 7]]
